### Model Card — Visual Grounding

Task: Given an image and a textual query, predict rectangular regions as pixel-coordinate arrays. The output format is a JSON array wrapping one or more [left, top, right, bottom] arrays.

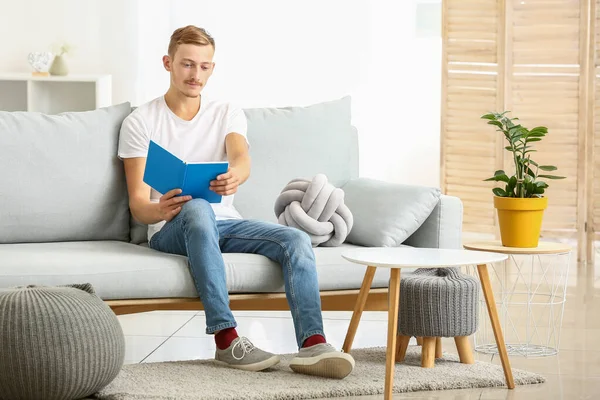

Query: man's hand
[[158, 189, 191, 222], [210, 167, 241, 196]]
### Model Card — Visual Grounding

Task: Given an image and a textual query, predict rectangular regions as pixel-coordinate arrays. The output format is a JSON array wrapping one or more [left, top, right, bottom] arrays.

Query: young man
[[117, 25, 355, 379]]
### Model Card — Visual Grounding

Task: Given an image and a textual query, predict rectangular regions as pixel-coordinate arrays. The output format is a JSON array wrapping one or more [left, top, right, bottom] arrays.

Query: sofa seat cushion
[[0, 242, 405, 300]]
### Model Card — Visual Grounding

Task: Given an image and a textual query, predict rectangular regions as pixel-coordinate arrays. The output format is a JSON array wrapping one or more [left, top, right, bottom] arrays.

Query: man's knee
[[179, 198, 216, 224], [280, 227, 312, 249]]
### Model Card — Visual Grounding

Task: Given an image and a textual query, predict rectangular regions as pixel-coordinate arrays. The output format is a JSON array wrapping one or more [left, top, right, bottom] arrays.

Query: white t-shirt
[[117, 95, 248, 241]]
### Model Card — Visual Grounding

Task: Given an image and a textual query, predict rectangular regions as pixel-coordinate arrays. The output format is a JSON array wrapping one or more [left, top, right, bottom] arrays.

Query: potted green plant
[[481, 111, 565, 248]]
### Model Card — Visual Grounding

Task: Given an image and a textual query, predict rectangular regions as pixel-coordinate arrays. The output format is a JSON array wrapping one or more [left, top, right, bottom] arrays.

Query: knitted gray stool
[[0, 283, 125, 400], [395, 267, 480, 368]]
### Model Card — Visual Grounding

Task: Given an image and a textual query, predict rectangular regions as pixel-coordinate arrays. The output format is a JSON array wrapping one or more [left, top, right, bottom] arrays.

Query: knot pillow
[[274, 174, 353, 247]]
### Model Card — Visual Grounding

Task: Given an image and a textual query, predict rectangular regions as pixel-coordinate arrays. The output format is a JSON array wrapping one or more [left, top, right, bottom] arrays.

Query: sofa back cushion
[[0, 102, 132, 243], [342, 178, 442, 247], [234, 96, 359, 223]]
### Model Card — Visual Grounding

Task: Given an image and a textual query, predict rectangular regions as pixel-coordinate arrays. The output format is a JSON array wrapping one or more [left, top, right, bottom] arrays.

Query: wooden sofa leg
[[395, 335, 411, 362], [416, 336, 423, 346], [454, 336, 474, 364]]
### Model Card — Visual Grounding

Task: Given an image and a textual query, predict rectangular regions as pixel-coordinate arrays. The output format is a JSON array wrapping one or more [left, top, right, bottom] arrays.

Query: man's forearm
[[130, 201, 163, 225], [230, 154, 251, 185]]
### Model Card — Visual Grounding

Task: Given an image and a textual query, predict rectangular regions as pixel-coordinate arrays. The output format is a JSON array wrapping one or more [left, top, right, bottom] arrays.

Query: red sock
[[302, 334, 326, 348], [215, 328, 239, 350]]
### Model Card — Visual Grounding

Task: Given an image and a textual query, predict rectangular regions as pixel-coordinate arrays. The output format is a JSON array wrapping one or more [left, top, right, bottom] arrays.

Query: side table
[[464, 241, 572, 357], [341, 247, 513, 400]]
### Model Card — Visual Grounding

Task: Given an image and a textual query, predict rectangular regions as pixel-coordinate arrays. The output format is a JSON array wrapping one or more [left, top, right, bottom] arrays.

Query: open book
[[143, 140, 229, 203]]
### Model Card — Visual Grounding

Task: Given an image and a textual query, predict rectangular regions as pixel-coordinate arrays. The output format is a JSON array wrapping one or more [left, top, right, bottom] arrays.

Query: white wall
[[0, 0, 141, 105], [0, 0, 441, 187]]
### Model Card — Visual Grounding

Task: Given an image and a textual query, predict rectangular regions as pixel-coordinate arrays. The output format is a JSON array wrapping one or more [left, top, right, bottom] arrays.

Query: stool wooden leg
[[435, 337, 443, 359], [416, 336, 423, 346], [395, 335, 411, 362], [454, 336, 474, 364], [421, 337, 436, 368]]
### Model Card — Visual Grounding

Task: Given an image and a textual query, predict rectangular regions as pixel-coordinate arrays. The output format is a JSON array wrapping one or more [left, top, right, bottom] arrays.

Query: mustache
[[186, 80, 202, 85]]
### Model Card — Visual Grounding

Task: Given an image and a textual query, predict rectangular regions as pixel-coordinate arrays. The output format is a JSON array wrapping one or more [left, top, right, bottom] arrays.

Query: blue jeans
[[149, 198, 325, 348]]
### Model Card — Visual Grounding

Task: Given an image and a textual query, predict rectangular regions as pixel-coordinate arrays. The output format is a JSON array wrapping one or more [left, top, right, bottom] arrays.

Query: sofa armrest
[[402, 194, 463, 249], [341, 178, 442, 247]]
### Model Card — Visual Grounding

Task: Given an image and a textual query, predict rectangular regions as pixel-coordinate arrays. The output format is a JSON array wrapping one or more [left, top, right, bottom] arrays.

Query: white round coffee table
[[341, 247, 512, 400]]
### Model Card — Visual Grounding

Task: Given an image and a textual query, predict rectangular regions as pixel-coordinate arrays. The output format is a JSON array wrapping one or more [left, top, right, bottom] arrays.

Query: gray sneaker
[[289, 343, 355, 379], [214, 337, 280, 372]]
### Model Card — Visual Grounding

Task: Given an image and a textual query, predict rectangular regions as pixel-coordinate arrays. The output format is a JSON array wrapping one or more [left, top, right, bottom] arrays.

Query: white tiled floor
[[117, 247, 600, 399]]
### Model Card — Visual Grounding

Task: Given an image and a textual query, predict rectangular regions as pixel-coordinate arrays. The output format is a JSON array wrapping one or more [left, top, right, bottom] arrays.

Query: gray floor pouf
[[395, 267, 481, 368], [0, 283, 125, 400], [398, 267, 480, 338]]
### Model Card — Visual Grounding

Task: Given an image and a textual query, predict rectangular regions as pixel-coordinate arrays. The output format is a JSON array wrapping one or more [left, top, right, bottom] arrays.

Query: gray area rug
[[92, 346, 544, 400]]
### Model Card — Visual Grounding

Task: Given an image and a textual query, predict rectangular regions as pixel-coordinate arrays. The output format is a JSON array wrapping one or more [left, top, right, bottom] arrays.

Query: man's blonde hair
[[168, 25, 215, 58]]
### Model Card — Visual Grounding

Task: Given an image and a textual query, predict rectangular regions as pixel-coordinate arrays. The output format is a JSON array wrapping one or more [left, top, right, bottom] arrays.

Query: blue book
[[143, 140, 229, 203]]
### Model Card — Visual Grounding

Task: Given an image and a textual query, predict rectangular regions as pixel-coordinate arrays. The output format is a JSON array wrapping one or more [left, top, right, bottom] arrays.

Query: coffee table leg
[[477, 263, 515, 389], [342, 266, 377, 353], [385, 268, 401, 400]]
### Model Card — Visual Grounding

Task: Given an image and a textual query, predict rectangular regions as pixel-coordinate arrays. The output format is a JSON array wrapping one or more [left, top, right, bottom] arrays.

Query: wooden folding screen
[[590, 0, 599, 263], [442, 0, 597, 263]]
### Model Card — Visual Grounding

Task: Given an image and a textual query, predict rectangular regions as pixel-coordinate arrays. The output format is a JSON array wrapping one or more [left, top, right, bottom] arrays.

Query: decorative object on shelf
[[50, 42, 73, 76], [27, 51, 54, 77], [481, 112, 565, 248]]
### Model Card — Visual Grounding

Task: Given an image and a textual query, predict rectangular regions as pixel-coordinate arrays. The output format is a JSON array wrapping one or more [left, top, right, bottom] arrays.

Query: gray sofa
[[0, 96, 462, 313]]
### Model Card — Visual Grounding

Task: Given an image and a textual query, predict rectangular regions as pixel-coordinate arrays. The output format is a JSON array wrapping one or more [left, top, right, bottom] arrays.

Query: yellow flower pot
[[494, 196, 548, 248]]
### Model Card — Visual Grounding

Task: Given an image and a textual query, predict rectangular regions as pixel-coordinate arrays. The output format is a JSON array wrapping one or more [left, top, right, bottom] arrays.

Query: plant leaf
[[487, 120, 503, 128], [538, 165, 557, 171], [526, 181, 534, 195], [484, 173, 510, 183], [529, 126, 548, 134], [511, 134, 525, 144], [493, 187, 507, 197], [497, 174, 510, 183], [538, 174, 566, 180], [481, 113, 496, 120], [527, 132, 546, 138], [507, 176, 517, 195], [526, 138, 542, 142], [509, 125, 523, 135]]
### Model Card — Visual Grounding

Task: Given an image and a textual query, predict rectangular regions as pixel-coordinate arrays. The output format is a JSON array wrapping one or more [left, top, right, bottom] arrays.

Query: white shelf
[[0, 73, 112, 114]]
